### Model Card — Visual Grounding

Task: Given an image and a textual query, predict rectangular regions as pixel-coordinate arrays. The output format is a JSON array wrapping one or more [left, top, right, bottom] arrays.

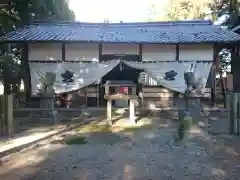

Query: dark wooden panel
[[101, 54, 140, 62]]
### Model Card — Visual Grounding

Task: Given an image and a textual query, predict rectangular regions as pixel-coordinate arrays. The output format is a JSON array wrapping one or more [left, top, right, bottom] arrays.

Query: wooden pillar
[[211, 66, 216, 107], [62, 43, 66, 61], [236, 45, 240, 92], [174, 44, 180, 106], [98, 43, 104, 106], [211, 44, 217, 107], [232, 44, 240, 92], [139, 44, 142, 62], [229, 92, 240, 135], [23, 43, 31, 106], [85, 86, 88, 107], [99, 43, 102, 62], [175, 44, 179, 61]]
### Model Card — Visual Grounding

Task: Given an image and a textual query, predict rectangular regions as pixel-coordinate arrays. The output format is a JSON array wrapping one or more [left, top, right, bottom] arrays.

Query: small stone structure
[[38, 72, 58, 122], [104, 80, 138, 124]]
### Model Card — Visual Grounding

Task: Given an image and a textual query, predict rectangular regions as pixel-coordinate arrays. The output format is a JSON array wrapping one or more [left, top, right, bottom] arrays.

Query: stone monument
[[177, 64, 207, 141], [38, 72, 58, 123]]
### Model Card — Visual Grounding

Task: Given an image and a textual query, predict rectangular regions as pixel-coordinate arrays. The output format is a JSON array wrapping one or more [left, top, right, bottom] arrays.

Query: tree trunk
[[3, 62, 11, 95], [2, 58, 14, 136]]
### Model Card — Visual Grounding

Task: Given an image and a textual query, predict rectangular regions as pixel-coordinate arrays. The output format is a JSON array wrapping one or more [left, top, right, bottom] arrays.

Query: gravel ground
[[0, 115, 240, 180]]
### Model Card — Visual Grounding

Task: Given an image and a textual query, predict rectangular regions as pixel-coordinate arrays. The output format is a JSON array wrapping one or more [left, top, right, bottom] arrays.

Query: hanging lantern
[[138, 72, 147, 84]]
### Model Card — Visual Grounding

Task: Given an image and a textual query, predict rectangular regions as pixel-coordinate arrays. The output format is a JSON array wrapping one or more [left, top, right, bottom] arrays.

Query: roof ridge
[[32, 20, 212, 27]]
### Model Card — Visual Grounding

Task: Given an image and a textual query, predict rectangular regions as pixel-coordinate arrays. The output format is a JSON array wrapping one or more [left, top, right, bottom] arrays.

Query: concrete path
[[0, 118, 96, 158]]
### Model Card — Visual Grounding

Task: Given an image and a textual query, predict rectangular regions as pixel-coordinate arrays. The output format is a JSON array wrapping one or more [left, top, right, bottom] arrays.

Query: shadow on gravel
[[1, 110, 240, 180]]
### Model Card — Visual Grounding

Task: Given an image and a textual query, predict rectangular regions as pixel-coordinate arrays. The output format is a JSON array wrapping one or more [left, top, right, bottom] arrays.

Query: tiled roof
[[1, 20, 240, 43]]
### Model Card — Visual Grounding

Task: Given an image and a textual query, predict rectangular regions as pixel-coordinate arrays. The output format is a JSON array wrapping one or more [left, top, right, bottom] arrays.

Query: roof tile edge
[[32, 20, 213, 26]]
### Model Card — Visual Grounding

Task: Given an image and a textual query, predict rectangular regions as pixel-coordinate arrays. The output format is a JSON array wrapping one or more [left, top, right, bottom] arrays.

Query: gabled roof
[[1, 20, 240, 43]]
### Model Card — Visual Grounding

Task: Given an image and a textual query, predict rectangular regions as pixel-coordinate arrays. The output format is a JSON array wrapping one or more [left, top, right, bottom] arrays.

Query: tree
[[208, 0, 240, 103], [162, 0, 210, 21], [209, 0, 239, 28], [0, 0, 75, 95], [147, 0, 209, 21], [167, 4, 180, 21], [146, 1, 169, 21], [0, 0, 75, 135]]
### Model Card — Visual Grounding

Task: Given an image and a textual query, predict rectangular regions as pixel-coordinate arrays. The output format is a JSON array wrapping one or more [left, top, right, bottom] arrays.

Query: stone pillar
[[39, 92, 57, 122], [129, 99, 135, 123], [1, 95, 14, 136], [107, 99, 112, 123]]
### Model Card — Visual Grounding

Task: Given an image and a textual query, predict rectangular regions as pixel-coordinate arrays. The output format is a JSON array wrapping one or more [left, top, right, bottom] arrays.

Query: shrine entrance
[[99, 54, 143, 106]]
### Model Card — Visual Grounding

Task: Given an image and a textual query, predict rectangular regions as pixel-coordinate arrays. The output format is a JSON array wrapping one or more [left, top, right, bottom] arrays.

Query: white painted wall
[[179, 44, 213, 61], [142, 44, 176, 61], [28, 43, 214, 62], [102, 43, 139, 54], [28, 43, 62, 61], [66, 43, 99, 61]]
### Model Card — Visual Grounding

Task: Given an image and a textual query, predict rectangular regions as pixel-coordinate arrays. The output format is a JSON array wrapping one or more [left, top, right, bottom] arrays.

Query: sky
[[69, 0, 165, 22]]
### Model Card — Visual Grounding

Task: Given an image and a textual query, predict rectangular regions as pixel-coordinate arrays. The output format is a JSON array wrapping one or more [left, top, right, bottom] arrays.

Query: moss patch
[[87, 132, 124, 145], [64, 136, 88, 145], [121, 125, 151, 132], [76, 123, 112, 133], [177, 116, 193, 141]]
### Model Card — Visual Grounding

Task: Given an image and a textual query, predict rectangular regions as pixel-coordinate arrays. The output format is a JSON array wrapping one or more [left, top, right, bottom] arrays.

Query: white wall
[[179, 44, 213, 61], [142, 44, 176, 61], [102, 43, 139, 54], [28, 43, 214, 62], [28, 43, 62, 61], [66, 43, 99, 61]]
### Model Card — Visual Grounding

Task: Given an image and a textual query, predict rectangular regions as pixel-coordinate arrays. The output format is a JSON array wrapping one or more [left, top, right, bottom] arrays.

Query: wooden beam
[[62, 43, 66, 61], [99, 43, 102, 62], [175, 44, 179, 61], [28, 60, 213, 63], [139, 44, 142, 62], [98, 43, 103, 106]]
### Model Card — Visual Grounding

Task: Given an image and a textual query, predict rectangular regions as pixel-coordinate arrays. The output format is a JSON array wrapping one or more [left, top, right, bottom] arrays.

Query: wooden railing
[[141, 87, 173, 108], [14, 86, 213, 108], [142, 87, 173, 99]]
